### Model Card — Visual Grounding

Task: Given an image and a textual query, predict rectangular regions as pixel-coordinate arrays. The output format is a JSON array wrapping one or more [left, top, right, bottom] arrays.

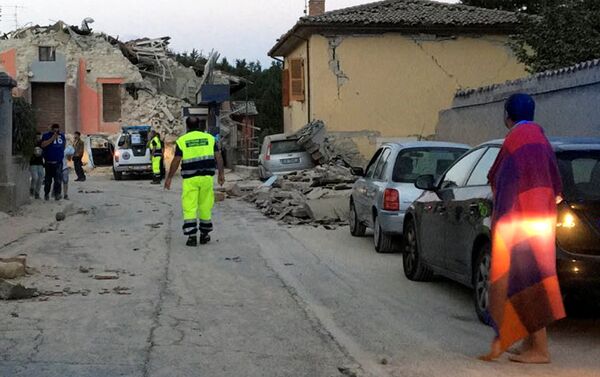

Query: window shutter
[[289, 58, 305, 102], [282, 69, 290, 107]]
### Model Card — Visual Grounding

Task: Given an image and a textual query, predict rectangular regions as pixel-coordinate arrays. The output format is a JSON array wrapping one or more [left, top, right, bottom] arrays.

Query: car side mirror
[[415, 174, 436, 191], [351, 167, 365, 177]]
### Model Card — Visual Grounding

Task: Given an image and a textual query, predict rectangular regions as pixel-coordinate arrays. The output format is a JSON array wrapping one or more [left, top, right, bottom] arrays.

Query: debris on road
[[94, 272, 120, 280], [0, 262, 26, 279], [79, 266, 91, 273], [145, 222, 163, 229], [113, 286, 132, 295], [225, 256, 242, 262], [55, 212, 66, 222], [0, 279, 39, 300], [245, 164, 356, 227]]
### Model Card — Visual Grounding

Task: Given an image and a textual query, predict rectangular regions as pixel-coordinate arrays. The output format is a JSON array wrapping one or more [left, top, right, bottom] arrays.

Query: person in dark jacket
[[41, 124, 66, 201]]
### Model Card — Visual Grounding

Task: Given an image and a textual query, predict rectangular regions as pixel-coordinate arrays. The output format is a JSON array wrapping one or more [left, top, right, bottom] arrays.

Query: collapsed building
[[0, 20, 257, 166]]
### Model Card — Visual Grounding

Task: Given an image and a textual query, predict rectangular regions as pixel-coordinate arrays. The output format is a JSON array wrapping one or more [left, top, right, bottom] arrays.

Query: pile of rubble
[[121, 87, 188, 136], [294, 120, 366, 168], [244, 164, 358, 228]]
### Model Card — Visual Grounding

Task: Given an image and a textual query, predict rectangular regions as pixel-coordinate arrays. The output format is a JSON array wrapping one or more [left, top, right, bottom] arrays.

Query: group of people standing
[[29, 124, 86, 201]]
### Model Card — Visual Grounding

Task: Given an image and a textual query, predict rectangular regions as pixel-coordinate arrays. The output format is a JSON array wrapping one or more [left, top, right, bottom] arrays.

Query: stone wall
[[436, 60, 600, 146], [0, 72, 29, 213]]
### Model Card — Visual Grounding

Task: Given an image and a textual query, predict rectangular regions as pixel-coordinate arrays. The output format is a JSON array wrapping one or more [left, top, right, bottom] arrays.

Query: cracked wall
[[325, 36, 349, 97], [283, 32, 526, 156]]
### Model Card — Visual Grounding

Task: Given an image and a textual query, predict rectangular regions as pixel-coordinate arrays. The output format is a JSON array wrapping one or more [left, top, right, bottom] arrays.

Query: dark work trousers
[[44, 162, 62, 198], [73, 156, 86, 180]]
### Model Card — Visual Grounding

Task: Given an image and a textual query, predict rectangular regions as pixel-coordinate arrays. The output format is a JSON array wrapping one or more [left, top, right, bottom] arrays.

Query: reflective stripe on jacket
[[150, 136, 163, 157], [176, 131, 216, 179]]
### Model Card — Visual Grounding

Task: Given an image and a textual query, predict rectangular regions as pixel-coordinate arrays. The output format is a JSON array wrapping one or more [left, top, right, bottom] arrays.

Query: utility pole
[[0, 4, 26, 30]]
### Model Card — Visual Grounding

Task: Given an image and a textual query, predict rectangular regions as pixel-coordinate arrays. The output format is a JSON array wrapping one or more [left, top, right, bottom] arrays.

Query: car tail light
[[114, 150, 120, 162], [383, 188, 400, 211], [265, 143, 272, 161]]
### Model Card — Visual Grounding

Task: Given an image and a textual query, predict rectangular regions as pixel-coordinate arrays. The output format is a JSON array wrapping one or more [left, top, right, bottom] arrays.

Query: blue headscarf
[[505, 93, 535, 122]]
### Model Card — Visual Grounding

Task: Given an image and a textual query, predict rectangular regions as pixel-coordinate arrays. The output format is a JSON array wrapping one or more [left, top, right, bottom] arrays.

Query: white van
[[112, 125, 152, 180]]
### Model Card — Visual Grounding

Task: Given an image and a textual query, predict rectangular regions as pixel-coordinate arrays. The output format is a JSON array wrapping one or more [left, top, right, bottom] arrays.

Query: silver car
[[258, 133, 315, 180], [349, 141, 469, 253]]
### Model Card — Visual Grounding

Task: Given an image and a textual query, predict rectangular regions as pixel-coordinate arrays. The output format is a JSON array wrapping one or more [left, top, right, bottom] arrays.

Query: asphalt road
[[0, 173, 598, 377]]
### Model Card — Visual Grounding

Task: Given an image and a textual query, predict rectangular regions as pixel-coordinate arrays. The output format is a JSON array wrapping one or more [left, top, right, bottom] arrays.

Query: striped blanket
[[487, 122, 565, 351]]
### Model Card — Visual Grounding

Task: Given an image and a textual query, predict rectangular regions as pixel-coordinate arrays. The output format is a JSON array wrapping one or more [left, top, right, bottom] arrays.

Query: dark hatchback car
[[403, 138, 600, 322]]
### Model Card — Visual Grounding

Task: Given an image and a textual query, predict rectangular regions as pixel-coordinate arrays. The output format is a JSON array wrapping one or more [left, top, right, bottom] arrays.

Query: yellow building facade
[[271, 0, 528, 157]]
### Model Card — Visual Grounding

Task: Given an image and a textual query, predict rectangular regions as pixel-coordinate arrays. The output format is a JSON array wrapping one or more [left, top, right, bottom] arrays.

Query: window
[[289, 58, 305, 102], [39, 46, 56, 62], [373, 149, 391, 180], [365, 148, 384, 178], [392, 147, 467, 183], [270, 140, 304, 155], [102, 84, 122, 122], [441, 148, 486, 189], [466, 147, 500, 186], [282, 69, 290, 107], [557, 151, 600, 201]]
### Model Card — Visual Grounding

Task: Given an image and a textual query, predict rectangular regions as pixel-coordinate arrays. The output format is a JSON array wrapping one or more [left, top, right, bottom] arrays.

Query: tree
[[462, 0, 600, 73], [510, 0, 600, 72]]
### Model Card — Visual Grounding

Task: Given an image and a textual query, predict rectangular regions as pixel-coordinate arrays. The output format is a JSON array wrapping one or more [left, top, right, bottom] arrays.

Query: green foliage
[[510, 0, 600, 73], [173, 49, 207, 76], [461, 0, 600, 73], [12, 97, 37, 158]]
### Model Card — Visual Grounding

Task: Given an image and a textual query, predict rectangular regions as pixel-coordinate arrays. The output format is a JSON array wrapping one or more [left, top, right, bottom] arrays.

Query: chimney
[[308, 0, 325, 16]]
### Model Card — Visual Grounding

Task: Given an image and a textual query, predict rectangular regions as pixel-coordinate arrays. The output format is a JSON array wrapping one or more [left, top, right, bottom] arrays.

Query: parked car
[[112, 125, 152, 180], [403, 137, 600, 322], [258, 133, 314, 180], [349, 142, 469, 253]]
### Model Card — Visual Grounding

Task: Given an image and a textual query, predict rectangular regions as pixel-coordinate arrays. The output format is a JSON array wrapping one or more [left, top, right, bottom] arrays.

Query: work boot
[[151, 179, 161, 185], [34, 193, 40, 200], [200, 234, 211, 245], [186, 236, 197, 247], [44, 194, 49, 201], [63, 195, 69, 200], [30, 188, 34, 196]]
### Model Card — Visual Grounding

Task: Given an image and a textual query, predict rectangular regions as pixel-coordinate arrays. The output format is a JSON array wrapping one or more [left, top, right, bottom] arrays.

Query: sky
[[0, 0, 458, 66]]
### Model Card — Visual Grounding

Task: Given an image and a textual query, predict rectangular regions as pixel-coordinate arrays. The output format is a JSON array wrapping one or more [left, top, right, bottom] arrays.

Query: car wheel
[[402, 220, 433, 281], [374, 214, 395, 253], [473, 242, 491, 324], [113, 168, 123, 181], [349, 201, 366, 237]]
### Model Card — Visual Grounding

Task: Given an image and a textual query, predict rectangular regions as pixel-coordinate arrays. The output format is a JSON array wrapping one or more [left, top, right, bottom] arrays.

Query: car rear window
[[118, 132, 148, 148], [557, 150, 600, 201], [393, 147, 467, 183], [270, 140, 304, 155]]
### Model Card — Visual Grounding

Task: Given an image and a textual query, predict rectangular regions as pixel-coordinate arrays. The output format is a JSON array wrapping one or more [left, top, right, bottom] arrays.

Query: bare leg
[[509, 328, 550, 364], [479, 338, 503, 362]]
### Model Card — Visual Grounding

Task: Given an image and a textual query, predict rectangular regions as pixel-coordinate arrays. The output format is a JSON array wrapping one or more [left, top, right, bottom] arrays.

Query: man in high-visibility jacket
[[164, 117, 225, 247], [149, 130, 163, 185]]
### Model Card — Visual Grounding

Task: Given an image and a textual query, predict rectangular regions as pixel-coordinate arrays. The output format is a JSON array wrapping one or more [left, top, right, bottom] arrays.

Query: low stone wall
[[436, 60, 600, 146]]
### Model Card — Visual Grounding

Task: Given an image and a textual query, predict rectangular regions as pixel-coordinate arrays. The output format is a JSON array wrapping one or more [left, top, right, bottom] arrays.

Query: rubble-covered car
[[258, 134, 315, 180], [349, 141, 469, 253], [112, 126, 152, 180]]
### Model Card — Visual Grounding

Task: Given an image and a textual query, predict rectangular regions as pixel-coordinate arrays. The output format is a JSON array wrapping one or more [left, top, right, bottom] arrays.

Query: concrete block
[[0, 262, 26, 279], [305, 196, 350, 222]]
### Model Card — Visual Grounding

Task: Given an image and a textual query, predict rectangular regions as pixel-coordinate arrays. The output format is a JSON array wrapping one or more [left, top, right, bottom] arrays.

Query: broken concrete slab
[[0, 279, 38, 300], [94, 272, 119, 280], [305, 197, 350, 222], [0, 262, 26, 279]]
